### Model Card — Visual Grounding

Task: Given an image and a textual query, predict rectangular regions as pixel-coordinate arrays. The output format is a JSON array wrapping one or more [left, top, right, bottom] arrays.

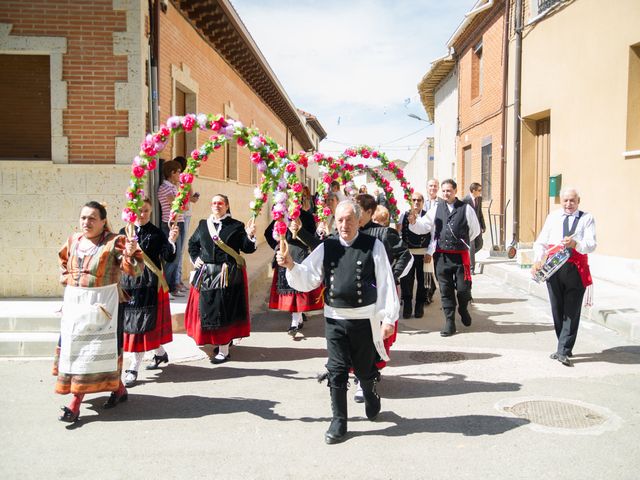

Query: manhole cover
[[504, 400, 606, 429], [409, 351, 466, 363]]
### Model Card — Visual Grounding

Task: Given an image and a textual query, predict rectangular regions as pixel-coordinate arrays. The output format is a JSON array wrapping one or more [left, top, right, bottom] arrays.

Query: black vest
[[434, 199, 469, 251], [401, 210, 431, 248], [323, 234, 377, 308]]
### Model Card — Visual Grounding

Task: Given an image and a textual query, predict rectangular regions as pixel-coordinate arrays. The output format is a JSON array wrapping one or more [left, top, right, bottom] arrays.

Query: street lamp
[[407, 113, 431, 123]]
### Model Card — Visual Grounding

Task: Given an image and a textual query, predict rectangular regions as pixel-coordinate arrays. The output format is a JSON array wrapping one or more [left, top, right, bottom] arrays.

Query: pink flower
[[272, 211, 284, 221], [388, 162, 397, 170], [385, 186, 393, 194], [126, 191, 136, 200], [298, 153, 308, 168], [290, 207, 301, 220], [361, 149, 370, 158], [132, 165, 146, 178], [121, 209, 137, 223], [167, 116, 181, 130], [389, 197, 397, 205], [180, 173, 194, 184], [292, 183, 303, 193], [237, 137, 246, 147], [182, 114, 196, 132], [201, 154, 208, 162], [322, 174, 332, 184], [277, 149, 287, 159], [250, 152, 262, 164], [371, 150, 379, 158], [313, 152, 325, 162], [285, 163, 297, 173], [160, 125, 170, 137], [212, 121, 221, 132], [268, 153, 275, 160], [274, 221, 288, 236], [147, 159, 157, 171], [313, 214, 320, 223], [323, 207, 332, 217], [191, 149, 200, 160]]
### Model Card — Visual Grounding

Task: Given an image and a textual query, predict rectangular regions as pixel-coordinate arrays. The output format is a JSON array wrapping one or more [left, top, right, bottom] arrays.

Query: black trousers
[[434, 252, 471, 311], [400, 254, 427, 303], [325, 317, 377, 388], [546, 262, 585, 355]]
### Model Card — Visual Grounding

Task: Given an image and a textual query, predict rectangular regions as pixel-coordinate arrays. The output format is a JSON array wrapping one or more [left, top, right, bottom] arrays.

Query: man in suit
[[423, 179, 440, 302], [463, 182, 486, 274]]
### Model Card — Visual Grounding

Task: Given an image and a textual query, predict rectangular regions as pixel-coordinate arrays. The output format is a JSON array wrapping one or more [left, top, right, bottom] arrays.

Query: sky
[[230, 0, 474, 162]]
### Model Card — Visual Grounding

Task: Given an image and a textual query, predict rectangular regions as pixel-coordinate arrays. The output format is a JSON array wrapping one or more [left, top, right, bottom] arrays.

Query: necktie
[[563, 214, 571, 237]]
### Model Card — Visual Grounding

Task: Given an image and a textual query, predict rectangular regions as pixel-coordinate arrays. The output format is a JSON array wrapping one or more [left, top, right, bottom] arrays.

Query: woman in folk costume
[[119, 198, 179, 387], [55, 201, 143, 423], [265, 206, 323, 335], [184, 194, 257, 364]]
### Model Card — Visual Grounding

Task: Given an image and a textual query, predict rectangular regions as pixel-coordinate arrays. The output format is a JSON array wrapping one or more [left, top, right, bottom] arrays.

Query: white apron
[[58, 284, 119, 375]]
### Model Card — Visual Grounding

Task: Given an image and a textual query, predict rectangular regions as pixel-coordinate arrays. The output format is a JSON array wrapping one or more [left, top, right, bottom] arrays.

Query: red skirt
[[123, 288, 173, 353], [267, 272, 324, 313], [184, 283, 250, 346]]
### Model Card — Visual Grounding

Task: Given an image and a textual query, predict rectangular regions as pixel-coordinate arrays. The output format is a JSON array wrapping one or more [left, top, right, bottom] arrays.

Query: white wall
[[433, 67, 458, 183]]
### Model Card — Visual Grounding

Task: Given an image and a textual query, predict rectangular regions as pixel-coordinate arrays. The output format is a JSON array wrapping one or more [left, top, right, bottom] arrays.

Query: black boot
[[441, 309, 457, 337], [325, 387, 348, 444], [414, 302, 424, 318], [360, 379, 381, 420], [402, 300, 412, 319], [458, 305, 472, 327]]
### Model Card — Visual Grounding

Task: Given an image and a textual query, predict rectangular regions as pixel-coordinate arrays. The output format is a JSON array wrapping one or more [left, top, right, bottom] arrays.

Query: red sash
[[436, 249, 472, 282], [546, 244, 592, 288], [568, 250, 592, 287]]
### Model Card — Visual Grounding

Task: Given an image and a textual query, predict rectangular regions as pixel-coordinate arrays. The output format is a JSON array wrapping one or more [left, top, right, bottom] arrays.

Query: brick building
[[450, 0, 507, 218], [0, 0, 325, 296]]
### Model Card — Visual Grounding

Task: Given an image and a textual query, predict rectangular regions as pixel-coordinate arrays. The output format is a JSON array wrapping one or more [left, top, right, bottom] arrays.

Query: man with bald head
[[533, 188, 596, 367], [277, 201, 399, 444]]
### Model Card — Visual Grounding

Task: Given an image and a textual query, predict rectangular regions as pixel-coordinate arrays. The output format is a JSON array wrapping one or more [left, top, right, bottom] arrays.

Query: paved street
[[1, 274, 639, 479]]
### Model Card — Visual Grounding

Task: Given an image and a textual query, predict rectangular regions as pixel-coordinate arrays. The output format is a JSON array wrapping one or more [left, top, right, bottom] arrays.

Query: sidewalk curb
[[482, 261, 640, 343]]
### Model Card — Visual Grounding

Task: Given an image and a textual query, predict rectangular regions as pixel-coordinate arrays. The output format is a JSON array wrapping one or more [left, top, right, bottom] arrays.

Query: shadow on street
[[378, 372, 522, 400]]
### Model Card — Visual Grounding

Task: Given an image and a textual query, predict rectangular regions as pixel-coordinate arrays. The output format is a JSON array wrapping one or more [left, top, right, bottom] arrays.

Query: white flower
[[274, 192, 287, 204]]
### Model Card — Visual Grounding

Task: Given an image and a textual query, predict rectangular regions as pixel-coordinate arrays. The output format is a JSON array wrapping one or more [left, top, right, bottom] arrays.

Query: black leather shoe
[[103, 390, 128, 409], [402, 302, 412, 319], [58, 406, 80, 423], [210, 352, 230, 364], [414, 303, 424, 319], [459, 308, 472, 327], [124, 370, 138, 388], [556, 354, 572, 366], [145, 352, 169, 370]]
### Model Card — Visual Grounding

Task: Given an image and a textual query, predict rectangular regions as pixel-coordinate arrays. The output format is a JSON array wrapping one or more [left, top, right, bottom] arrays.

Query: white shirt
[[286, 233, 399, 325], [533, 209, 597, 262], [408, 201, 481, 254]]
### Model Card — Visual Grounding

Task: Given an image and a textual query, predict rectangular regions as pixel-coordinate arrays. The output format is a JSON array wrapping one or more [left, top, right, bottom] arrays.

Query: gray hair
[[560, 187, 580, 200], [335, 200, 361, 219]]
